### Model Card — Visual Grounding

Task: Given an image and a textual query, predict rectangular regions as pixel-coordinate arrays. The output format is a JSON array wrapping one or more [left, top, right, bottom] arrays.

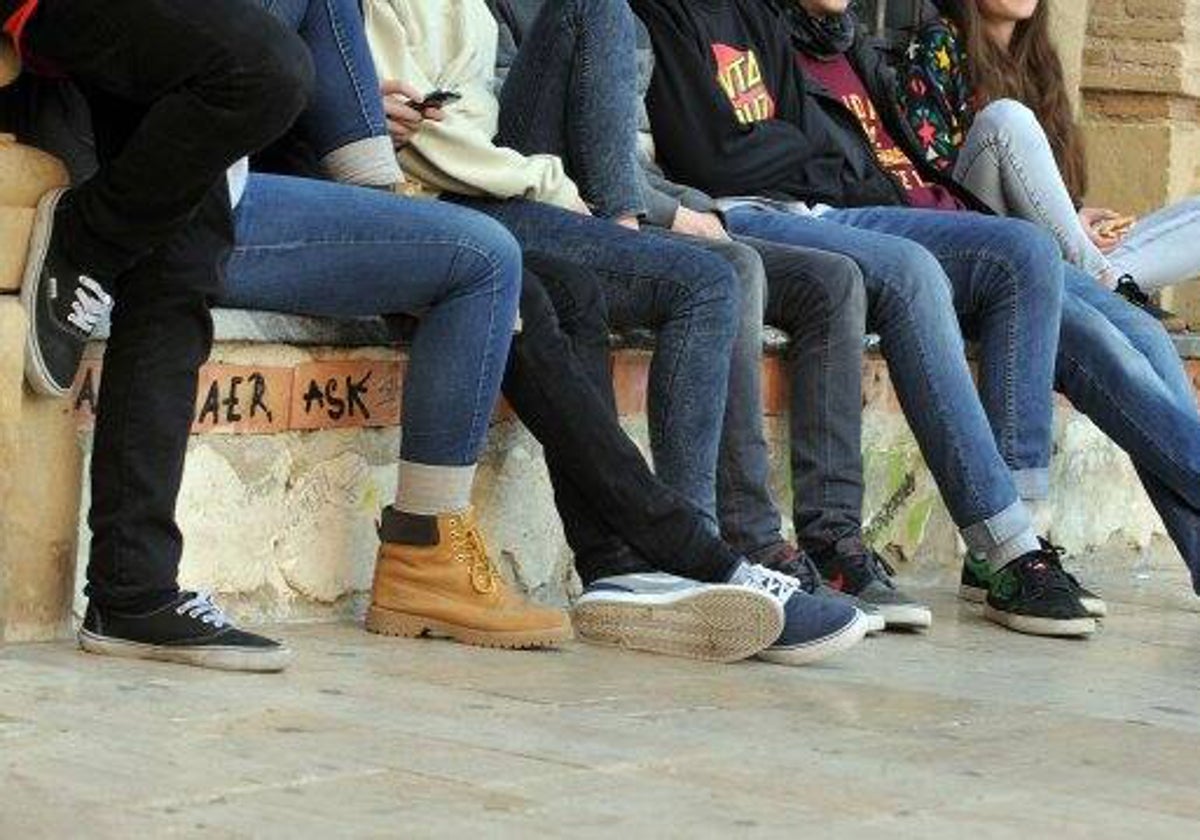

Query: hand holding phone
[[413, 90, 461, 113]]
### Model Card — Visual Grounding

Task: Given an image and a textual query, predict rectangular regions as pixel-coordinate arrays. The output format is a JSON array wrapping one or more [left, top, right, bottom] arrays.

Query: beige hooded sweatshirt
[[364, 0, 582, 210]]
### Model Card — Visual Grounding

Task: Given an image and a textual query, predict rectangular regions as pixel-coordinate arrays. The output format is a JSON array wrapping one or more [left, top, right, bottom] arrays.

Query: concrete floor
[[2, 583, 1200, 839]]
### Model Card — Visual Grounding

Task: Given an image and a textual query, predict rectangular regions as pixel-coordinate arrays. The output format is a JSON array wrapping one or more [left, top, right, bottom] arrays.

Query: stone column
[[1081, 0, 1200, 318], [0, 137, 80, 642]]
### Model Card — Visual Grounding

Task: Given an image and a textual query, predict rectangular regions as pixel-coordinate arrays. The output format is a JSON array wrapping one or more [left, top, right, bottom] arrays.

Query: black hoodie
[[634, 0, 988, 210]]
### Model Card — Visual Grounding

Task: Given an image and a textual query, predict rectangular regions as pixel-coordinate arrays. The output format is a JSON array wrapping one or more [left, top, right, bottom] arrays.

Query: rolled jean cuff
[[1011, 467, 1050, 501], [960, 498, 1034, 560], [321, 136, 403, 188]]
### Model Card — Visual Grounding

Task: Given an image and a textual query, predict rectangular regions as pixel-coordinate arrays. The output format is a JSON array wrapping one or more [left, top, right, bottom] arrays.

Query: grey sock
[[395, 461, 475, 516], [322, 136, 404, 188], [984, 527, 1041, 574]]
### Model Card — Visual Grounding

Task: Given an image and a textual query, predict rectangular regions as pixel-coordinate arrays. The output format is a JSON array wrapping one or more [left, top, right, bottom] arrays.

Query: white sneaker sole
[[964, 582, 1106, 619], [19, 187, 71, 398], [756, 610, 870, 666], [982, 606, 1096, 638], [875, 602, 933, 630], [78, 628, 293, 673], [863, 612, 886, 634], [572, 585, 784, 663]]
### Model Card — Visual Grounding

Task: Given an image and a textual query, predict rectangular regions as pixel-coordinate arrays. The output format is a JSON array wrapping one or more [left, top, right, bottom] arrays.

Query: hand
[[381, 80, 445, 148], [615, 214, 640, 231], [671, 206, 730, 241], [1079, 207, 1132, 254]]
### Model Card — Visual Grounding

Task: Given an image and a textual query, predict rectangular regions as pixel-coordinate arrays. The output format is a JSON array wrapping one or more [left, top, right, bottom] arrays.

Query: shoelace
[[1019, 551, 1078, 596], [769, 552, 821, 594], [744, 563, 799, 605], [64, 274, 113, 335], [1037, 540, 1084, 590], [866, 551, 898, 589], [175, 591, 230, 628], [449, 516, 499, 595]]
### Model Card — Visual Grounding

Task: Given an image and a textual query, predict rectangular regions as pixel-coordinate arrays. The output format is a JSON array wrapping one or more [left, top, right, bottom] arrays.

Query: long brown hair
[[944, 0, 1088, 202]]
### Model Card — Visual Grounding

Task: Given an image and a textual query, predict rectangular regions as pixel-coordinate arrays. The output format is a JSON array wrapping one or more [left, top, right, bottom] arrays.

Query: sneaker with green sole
[[984, 550, 1096, 638], [962, 540, 1106, 618]]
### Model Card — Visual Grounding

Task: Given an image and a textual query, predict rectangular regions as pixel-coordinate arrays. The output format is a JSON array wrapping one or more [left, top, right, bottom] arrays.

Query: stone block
[[0, 297, 82, 642], [0, 206, 33, 292], [0, 136, 68, 208]]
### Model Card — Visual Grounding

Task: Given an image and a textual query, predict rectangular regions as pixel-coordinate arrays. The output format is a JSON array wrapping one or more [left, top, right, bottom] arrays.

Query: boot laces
[[176, 591, 230, 628], [450, 516, 499, 595]]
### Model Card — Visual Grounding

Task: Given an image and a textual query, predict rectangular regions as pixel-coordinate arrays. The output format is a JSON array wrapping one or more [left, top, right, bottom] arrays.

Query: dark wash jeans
[[504, 254, 741, 584], [451, 195, 739, 528], [24, 0, 311, 610], [1058, 266, 1200, 594], [496, 0, 645, 220]]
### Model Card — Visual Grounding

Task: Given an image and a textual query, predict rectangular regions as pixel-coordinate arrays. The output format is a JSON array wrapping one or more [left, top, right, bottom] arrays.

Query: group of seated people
[[4, 0, 1199, 673]]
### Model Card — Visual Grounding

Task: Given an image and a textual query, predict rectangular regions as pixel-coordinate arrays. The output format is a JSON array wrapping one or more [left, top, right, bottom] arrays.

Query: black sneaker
[[1115, 275, 1173, 321], [809, 538, 932, 630], [754, 542, 886, 634], [1037, 539, 1108, 618], [984, 549, 1096, 637], [79, 591, 292, 672], [961, 540, 1107, 618], [20, 188, 113, 396]]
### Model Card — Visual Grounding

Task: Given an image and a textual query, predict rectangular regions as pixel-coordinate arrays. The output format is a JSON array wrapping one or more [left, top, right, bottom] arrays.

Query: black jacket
[[635, 0, 989, 211]]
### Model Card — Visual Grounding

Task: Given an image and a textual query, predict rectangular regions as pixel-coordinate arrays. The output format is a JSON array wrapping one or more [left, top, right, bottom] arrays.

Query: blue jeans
[[959, 100, 1200, 291], [452, 196, 738, 524], [260, 0, 399, 183], [496, 0, 645, 220], [1057, 266, 1200, 593], [725, 204, 1054, 559], [218, 174, 522, 466]]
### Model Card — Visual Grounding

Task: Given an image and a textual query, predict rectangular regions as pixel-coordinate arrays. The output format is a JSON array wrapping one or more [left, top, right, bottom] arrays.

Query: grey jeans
[[956, 99, 1200, 291]]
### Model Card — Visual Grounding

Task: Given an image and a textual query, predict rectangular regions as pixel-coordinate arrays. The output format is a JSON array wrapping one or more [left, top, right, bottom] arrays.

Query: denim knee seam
[[959, 135, 1087, 268], [877, 284, 992, 521], [938, 248, 1029, 467]]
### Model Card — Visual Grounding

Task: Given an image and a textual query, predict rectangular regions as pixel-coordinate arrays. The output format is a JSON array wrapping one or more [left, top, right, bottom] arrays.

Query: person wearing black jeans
[[503, 252, 868, 664], [11, 0, 313, 670]]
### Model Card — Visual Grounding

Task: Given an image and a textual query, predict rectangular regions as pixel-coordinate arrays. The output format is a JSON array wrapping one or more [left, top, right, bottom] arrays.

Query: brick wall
[[1076, 0, 1200, 318]]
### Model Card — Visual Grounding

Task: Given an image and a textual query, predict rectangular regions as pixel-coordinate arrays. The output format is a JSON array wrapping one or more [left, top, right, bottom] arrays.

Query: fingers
[[380, 79, 423, 101], [383, 96, 423, 127]]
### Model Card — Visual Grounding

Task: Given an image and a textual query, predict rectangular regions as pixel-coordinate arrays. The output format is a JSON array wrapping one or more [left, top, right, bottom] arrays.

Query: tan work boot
[[365, 506, 572, 649]]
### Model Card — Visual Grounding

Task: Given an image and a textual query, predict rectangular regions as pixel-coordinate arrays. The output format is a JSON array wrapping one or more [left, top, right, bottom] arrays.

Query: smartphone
[[415, 90, 461, 112]]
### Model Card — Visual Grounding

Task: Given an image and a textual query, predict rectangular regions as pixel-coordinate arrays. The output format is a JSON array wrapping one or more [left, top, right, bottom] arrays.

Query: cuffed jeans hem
[[321, 136, 403, 187], [960, 498, 1035, 562], [1011, 468, 1050, 501]]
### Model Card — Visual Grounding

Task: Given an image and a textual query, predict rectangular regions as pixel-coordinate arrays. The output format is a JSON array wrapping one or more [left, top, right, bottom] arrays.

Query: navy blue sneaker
[[753, 542, 886, 634], [735, 565, 869, 666]]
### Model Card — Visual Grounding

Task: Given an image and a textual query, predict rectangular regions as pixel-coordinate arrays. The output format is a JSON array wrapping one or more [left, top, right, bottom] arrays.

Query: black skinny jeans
[[24, 0, 312, 609], [505, 254, 742, 586]]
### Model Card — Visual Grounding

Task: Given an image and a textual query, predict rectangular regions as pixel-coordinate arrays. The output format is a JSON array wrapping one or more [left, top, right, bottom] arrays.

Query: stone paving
[[2, 580, 1200, 839]]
